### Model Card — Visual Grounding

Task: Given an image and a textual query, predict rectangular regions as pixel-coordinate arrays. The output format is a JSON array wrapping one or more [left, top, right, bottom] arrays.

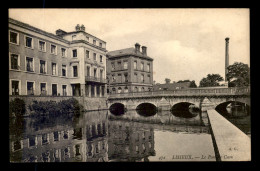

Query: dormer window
[[93, 40, 96, 45], [86, 36, 89, 42], [99, 42, 102, 47]]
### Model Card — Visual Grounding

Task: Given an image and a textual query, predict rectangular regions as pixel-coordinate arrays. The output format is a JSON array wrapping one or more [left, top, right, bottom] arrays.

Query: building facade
[[9, 18, 107, 97], [106, 43, 153, 94]]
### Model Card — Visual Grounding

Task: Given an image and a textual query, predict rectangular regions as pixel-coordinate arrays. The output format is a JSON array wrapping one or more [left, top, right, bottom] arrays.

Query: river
[[9, 106, 250, 162]]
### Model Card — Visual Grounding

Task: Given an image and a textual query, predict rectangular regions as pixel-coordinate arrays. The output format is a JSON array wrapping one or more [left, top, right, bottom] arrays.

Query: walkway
[[207, 109, 251, 161]]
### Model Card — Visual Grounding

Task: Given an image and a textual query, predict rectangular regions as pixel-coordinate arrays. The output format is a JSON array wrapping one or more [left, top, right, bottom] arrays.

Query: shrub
[[29, 98, 84, 116], [9, 98, 26, 117]]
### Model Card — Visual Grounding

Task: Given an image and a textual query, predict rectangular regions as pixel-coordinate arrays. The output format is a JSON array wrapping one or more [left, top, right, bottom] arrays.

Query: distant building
[[153, 81, 192, 91], [106, 43, 154, 94], [9, 18, 107, 97]]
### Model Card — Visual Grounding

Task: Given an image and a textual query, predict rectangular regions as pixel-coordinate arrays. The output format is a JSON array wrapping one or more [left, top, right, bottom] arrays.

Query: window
[[72, 35, 76, 40], [62, 65, 66, 76], [52, 84, 57, 96], [100, 55, 103, 62], [40, 83, 47, 95], [29, 136, 37, 147], [10, 54, 19, 70], [73, 66, 78, 77], [40, 60, 46, 74], [11, 80, 19, 95], [39, 40, 46, 51], [134, 73, 138, 82], [93, 53, 96, 60], [62, 85, 67, 96], [124, 73, 128, 82], [25, 36, 33, 48], [86, 50, 90, 58], [42, 134, 49, 144], [99, 42, 102, 47], [124, 87, 128, 93], [63, 131, 69, 139], [141, 74, 144, 83], [100, 69, 103, 79], [141, 62, 144, 71], [118, 87, 122, 93], [9, 31, 19, 44], [111, 62, 115, 71], [86, 36, 89, 42], [27, 82, 34, 95], [141, 87, 145, 92], [61, 48, 66, 57], [118, 74, 122, 83], [112, 75, 116, 82], [52, 63, 57, 75], [147, 75, 151, 83], [13, 140, 22, 151], [147, 63, 150, 72], [87, 66, 90, 76], [26, 57, 34, 72], [73, 49, 77, 57], [42, 152, 50, 162], [117, 61, 121, 69], [123, 61, 128, 69], [134, 61, 137, 69], [93, 40, 96, 45], [94, 68, 97, 78], [53, 131, 59, 141]]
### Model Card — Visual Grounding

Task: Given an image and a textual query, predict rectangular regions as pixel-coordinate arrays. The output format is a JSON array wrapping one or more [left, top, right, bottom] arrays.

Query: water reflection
[[10, 110, 214, 162], [109, 103, 125, 116]]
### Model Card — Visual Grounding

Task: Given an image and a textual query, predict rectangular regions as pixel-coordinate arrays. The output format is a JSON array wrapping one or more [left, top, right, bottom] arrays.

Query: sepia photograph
[[8, 8, 250, 162]]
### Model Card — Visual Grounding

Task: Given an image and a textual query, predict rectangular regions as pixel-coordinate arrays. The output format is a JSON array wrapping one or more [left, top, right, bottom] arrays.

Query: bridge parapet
[[108, 86, 250, 99]]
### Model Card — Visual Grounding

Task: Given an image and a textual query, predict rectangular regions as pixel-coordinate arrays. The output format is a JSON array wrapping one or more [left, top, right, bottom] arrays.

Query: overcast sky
[[9, 9, 250, 85]]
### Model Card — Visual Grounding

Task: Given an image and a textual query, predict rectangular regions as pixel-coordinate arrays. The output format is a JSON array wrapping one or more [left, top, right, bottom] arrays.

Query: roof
[[107, 47, 153, 61], [9, 18, 70, 44]]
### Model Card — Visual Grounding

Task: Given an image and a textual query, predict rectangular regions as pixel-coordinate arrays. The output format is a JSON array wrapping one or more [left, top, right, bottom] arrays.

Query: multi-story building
[[9, 18, 107, 97], [106, 43, 153, 94]]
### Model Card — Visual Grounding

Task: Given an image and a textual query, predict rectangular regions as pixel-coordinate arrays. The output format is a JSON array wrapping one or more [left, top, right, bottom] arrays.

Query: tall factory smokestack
[[225, 37, 229, 82]]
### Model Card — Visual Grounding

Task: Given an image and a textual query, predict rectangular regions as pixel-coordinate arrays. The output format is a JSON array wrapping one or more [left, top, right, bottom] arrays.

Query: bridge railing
[[108, 86, 250, 98]]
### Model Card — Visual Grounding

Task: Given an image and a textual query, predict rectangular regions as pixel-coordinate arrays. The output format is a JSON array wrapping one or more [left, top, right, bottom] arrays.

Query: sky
[[9, 9, 250, 85]]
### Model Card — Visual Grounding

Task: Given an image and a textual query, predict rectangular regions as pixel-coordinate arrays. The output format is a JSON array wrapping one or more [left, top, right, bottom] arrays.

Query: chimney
[[81, 24, 85, 31], [135, 43, 140, 53], [56, 29, 67, 37], [141, 46, 147, 56], [75, 24, 80, 31], [225, 37, 229, 81]]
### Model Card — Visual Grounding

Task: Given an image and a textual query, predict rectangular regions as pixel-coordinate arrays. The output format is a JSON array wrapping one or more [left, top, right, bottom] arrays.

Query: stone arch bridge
[[107, 87, 250, 112]]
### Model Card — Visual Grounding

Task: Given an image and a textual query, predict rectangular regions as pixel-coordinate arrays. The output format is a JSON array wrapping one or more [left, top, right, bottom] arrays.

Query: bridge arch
[[215, 100, 250, 117], [171, 102, 196, 111], [136, 103, 157, 117], [109, 103, 126, 115], [170, 102, 200, 118]]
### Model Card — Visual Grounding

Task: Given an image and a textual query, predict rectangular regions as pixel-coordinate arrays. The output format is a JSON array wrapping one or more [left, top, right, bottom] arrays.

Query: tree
[[165, 78, 171, 84], [227, 62, 250, 87], [189, 80, 197, 88], [199, 74, 224, 87], [176, 80, 197, 88]]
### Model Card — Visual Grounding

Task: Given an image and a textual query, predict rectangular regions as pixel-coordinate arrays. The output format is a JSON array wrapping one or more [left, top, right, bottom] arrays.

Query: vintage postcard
[[9, 8, 250, 162]]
